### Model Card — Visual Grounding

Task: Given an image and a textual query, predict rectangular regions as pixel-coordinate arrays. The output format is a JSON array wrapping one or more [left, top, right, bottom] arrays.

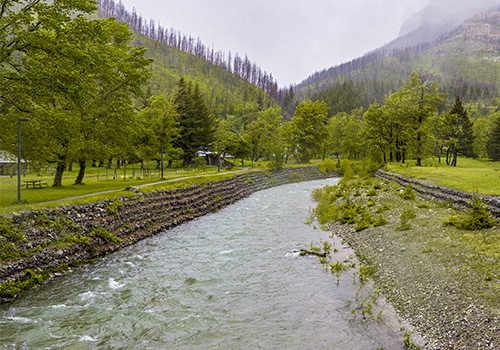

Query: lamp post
[[17, 118, 30, 203], [160, 133, 165, 179]]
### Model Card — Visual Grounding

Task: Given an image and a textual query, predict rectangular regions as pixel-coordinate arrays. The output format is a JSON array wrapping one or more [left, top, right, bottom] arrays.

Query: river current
[[0, 178, 409, 349]]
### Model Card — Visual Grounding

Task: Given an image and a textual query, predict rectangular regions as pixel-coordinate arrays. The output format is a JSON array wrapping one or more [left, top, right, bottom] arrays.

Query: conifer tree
[[486, 113, 500, 161], [174, 77, 216, 165], [451, 95, 475, 158]]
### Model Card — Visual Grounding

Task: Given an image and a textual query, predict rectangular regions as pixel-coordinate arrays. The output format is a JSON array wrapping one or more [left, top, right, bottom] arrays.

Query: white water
[[0, 178, 409, 349]]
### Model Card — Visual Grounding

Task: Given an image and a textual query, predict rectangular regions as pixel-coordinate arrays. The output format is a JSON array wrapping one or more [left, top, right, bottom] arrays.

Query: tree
[[381, 73, 442, 165], [0, 0, 98, 154], [362, 102, 392, 162], [289, 100, 328, 163], [4, 17, 152, 186], [450, 95, 475, 158], [244, 106, 282, 165], [472, 116, 491, 158], [439, 96, 476, 167], [0, 0, 97, 107], [174, 77, 216, 165], [216, 117, 251, 166], [136, 94, 181, 169], [486, 112, 500, 161]]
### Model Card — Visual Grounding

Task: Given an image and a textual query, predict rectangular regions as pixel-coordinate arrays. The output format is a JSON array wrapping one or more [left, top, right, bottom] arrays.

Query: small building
[[0, 152, 27, 176]]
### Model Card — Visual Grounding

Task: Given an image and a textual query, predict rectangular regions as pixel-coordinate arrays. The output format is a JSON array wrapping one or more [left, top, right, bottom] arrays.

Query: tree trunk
[[74, 159, 86, 185], [53, 159, 66, 187], [452, 148, 458, 167]]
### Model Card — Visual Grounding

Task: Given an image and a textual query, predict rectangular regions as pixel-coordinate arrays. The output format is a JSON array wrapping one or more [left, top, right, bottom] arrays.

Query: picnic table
[[23, 180, 48, 189]]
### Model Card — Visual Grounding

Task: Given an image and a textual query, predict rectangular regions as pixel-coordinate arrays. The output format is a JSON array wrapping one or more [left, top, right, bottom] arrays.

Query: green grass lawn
[[385, 157, 500, 196], [0, 158, 307, 214]]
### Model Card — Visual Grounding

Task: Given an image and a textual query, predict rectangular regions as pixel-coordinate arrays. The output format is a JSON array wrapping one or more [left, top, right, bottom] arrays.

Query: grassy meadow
[[385, 157, 500, 196]]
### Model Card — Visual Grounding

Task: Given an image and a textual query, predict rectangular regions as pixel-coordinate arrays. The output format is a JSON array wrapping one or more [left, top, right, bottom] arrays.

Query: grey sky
[[118, 0, 429, 86]]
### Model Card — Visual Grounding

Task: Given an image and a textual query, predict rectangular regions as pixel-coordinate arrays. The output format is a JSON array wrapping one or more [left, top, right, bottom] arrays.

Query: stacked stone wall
[[0, 167, 334, 300]]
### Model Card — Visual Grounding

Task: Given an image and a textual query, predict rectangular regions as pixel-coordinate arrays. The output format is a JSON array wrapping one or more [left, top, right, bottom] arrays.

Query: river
[[0, 178, 409, 349]]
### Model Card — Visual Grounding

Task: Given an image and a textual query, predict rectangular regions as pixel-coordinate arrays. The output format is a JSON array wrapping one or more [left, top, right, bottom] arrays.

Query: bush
[[89, 227, 122, 243], [398, 185, 416, 200], [444, 196, 497, 230]]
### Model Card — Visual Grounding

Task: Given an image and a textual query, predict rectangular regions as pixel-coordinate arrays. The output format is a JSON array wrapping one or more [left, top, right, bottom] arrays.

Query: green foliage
[[0, 241, 21, 261], [106, 199, 122, 215], [174, 78, 216, 164], [403, 332, 421, 350], [398, 185, 417, 200], [444, 196, 497, 230], [373, 215, 389, 227], [359, 264, 375, 282], [355, 214, 375, 231], [89, 227, 121, 244], [2, 16, 153, 186], [0, 217, 24, 242], [288, 172, 304, 183], [395, 208, 416, 231], [375, 205, 390, 213], [318, 158, 338, 173], [487, 112, 500, 161], [287, 100, 329, 163], [0, 269, 44, 299]]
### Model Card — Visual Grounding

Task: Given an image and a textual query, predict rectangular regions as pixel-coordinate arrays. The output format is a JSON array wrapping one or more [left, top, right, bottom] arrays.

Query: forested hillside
[[298, 7, 500, 114], [97, 0, 281, 119]]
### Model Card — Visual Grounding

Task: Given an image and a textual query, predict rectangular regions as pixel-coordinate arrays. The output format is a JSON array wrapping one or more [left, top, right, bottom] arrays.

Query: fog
[[116, 0, 499, 86]]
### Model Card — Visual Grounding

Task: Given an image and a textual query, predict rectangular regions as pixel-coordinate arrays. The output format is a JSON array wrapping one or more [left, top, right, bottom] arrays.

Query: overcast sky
[[118, 0, 430, 87]]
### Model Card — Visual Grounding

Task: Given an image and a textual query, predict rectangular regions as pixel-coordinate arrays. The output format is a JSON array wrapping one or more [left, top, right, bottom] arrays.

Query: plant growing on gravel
[[0, 218, 25, 242], [398, 185, 416, 200], [395, 208, 416, 231], [443, 196, 497, 230], [373, 215, 388, 227], [89, 227, 121, 244], [375, 205, 390, 213]]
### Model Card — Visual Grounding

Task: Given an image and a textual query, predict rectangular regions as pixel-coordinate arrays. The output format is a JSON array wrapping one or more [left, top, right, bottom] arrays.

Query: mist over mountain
[[386, 0, 500, 50]]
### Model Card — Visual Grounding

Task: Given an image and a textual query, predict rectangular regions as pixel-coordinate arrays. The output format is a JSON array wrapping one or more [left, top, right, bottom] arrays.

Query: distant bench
[[23, 180, 49, 189]]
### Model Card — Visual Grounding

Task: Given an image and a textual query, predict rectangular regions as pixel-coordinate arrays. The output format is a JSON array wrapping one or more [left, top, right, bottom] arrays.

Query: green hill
[[133, 33, 276, 119], [298, 9, 500, 113]]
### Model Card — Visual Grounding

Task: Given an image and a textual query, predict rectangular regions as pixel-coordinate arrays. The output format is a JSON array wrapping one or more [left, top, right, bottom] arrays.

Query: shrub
[[0, 241, 21, 261], [373, 215, 388, 227], [0, 218, 25, 242], [395, 208, 416, 231], [89, 227, 122, 244], [398, 185, 416, 200], [375, 205, 390, 213], [444, 196, 497, 230]]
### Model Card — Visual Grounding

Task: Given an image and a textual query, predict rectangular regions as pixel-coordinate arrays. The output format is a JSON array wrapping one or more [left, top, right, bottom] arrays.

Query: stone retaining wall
[[376, 169, 500, 217], [0, 167, 334, 301]]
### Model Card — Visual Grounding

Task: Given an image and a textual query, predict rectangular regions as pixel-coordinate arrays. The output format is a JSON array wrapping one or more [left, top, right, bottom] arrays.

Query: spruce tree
[[486, 113, 500, 161], [451, 95, 475, 157], [174, 77, 215, 165]]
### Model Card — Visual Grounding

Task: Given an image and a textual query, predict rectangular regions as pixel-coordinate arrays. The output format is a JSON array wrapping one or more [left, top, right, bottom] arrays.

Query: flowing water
[[0, 178, 409, 349]]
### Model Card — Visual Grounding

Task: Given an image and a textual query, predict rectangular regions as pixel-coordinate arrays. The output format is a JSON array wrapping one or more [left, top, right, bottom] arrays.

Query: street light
[[17, 118, 30, 203], [160, 133, 165, 179]]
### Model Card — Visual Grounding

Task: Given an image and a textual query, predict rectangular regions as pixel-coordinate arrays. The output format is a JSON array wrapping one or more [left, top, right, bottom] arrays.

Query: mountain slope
[[297, 7, 500, 108], [133, 32, 276, 119]]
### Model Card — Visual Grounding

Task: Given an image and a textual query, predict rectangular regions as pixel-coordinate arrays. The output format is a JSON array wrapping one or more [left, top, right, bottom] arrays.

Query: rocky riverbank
[[0, 167, 333, 303], [320, 175, 500, 350]]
